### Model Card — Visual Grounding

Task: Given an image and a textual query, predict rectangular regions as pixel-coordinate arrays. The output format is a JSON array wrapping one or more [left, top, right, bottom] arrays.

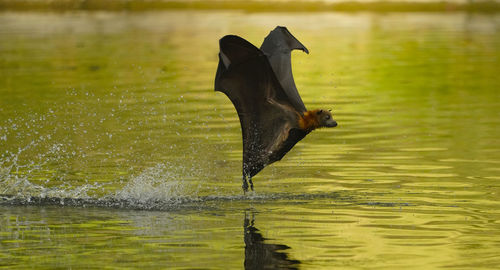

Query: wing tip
[[218, 35, 262, 67], [269, 25, 309, 54]]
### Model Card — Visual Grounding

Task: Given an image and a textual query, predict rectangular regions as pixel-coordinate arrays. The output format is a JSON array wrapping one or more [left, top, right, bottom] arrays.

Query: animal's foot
[[242, 177, 249, 193]]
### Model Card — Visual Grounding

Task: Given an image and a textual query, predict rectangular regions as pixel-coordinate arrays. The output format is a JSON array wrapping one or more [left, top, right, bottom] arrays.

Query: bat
[[214, 26, 337, 193]]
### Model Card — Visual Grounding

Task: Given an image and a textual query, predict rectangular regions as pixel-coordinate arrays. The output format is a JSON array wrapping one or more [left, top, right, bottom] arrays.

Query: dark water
[[1, 11, 499, 269]]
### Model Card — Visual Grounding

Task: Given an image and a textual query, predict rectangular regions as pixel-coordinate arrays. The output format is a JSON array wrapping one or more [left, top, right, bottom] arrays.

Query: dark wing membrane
[[260, 26, 309, 113], [215, 35, 305, 178]]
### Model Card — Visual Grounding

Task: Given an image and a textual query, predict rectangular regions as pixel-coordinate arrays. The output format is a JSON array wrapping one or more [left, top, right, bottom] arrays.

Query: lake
[[1, 11, 499, 269]]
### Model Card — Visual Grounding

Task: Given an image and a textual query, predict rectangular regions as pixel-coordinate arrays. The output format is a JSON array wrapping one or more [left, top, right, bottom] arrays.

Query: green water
[[1, 11, 499, 269]]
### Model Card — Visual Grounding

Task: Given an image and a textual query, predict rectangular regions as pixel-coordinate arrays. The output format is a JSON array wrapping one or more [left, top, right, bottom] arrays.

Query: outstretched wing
[[260, 26, 309, 113], [215, 35, 307, 178]]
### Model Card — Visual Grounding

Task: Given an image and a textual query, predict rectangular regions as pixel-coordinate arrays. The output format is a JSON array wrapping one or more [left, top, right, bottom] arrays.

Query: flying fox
[[214, 26, 337, 192]]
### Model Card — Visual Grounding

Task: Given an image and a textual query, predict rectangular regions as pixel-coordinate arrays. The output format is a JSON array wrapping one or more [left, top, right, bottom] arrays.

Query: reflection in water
[[244, 212, 300, 270]]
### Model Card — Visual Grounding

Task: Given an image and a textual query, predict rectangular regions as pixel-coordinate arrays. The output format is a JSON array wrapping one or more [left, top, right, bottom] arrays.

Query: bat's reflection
[[244, 212, 300, 270]]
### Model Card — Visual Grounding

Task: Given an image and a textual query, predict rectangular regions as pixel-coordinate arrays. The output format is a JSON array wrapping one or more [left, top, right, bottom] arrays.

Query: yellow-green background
[[1, 10, 499, 269]]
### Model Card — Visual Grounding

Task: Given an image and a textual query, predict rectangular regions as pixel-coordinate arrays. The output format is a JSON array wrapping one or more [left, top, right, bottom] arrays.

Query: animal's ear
[[317, 110, 323, 115]]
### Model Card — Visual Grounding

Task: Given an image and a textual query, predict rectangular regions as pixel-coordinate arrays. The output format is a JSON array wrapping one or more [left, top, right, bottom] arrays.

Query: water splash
[[0, 113, 103, 201], [113, 163, 194, 209], [1, 149, 347, 210]]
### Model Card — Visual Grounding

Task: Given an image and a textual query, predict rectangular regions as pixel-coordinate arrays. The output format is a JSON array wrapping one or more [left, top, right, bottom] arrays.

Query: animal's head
[[316, 109, 337, 128], [299, 109, 338, 131]]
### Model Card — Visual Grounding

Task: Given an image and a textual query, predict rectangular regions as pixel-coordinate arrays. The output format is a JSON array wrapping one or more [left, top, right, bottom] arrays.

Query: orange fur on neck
[[298, 110, 321, 132]]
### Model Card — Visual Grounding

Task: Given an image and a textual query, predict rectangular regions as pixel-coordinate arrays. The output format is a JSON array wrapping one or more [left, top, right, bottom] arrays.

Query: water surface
[[1, 11, 499, 269]]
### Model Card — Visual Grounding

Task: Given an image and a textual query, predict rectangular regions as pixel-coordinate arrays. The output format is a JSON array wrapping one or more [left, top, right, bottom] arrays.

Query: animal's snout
[[326, 119, 337, 127]]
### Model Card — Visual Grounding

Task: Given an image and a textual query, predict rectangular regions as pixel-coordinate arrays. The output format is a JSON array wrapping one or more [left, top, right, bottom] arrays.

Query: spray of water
[[113, 163, 198, 209], [0, 94, 276, 210]]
